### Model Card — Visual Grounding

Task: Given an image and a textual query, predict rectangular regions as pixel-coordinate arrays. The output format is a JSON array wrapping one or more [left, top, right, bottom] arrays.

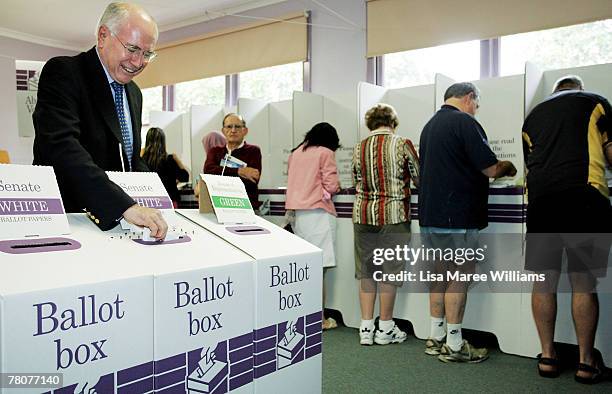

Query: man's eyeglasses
[[110, 31, 157, 62], [223, 124, 244, 130]]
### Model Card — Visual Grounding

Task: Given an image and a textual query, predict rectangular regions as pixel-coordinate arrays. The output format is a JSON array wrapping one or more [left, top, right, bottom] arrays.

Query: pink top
[[285, 145, 340, 216]]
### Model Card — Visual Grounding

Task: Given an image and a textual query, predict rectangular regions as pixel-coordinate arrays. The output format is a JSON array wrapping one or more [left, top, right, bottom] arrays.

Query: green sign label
[[211, 196, 252, 209]]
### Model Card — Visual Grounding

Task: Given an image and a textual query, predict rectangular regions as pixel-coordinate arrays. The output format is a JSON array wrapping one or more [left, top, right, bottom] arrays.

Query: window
[[239, 62, 303, 102], [383, 40, 480, 88], [500, 19, 612, 76], [141, 86, 163, 125], [175, 75, 225, 113]]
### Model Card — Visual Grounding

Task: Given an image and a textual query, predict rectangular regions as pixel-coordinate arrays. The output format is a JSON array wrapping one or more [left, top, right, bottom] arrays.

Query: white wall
[[0, 55, 31, 164]]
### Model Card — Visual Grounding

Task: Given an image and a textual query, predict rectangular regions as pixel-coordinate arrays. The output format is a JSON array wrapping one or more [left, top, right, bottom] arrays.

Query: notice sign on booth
[[0, 164, 69, 240], [199, 174, 256, 224], [106, 171, 173, 210]]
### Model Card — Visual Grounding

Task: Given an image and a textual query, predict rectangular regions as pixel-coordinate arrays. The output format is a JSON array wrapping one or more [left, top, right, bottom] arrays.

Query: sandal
[[537, 353, 560, 378], [575, 349, 612, 384], [322, 317, 338, 331]]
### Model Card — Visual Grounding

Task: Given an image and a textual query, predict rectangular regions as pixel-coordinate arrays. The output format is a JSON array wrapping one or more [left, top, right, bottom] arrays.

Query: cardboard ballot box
[[0, 219, 154, 394], [67, 211, 256, 394], [178, 210, 323, 394]]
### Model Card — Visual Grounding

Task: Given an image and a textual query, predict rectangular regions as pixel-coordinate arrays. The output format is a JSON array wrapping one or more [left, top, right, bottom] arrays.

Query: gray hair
[[552, 75, 584, 93], [365, 103, 399, 131], [96, 2, 158, 39], [223, 113, 247, 128], [444, 82, 480, 101]]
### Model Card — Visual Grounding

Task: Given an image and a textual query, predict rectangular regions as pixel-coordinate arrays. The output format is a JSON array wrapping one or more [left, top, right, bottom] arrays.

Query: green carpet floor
[[321, 326, 612, 393]]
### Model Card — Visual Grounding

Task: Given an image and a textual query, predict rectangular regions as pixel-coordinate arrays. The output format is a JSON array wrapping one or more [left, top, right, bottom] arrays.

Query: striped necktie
[[110, 81, 132, 170]]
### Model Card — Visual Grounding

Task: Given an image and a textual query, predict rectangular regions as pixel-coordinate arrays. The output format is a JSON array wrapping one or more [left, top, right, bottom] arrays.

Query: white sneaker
[[374, 324, 407, 345], [359, 326, 374, 346]]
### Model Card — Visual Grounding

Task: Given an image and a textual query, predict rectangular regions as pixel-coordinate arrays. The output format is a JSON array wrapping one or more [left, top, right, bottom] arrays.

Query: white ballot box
[[0, 219, 154, 394], [178, 210, 323, 394], [67, 211, 257, 394]]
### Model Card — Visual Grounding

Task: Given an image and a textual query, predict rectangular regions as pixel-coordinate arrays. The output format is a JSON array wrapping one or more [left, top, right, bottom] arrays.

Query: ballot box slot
[[0, 237, 82, 254], [225, 226, 271, 236], [11, 241, 72, 249]]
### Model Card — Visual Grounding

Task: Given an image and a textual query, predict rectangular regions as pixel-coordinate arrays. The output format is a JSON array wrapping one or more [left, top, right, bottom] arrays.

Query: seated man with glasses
[[204, 113, 263, 211], [33, 2, 167, 239]]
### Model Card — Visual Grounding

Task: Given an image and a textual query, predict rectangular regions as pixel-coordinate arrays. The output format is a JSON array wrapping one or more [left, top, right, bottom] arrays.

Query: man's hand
[[482, 160, 517, 179], [123, 204, 168, 240], [238, 167, 260, 183]]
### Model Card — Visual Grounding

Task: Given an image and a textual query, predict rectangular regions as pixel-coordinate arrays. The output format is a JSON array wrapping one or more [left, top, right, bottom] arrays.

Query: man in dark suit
[[33, 2, 167, 238]]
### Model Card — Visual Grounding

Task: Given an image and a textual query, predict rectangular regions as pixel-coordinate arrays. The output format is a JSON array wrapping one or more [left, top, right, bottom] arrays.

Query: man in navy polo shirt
[[419, 82, 516, 363]]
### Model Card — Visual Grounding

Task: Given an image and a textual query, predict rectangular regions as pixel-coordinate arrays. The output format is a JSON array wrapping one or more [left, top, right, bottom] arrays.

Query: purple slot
[[254, 348, 276, 366], [306, 332, 322, 347], [225, 225, 271, 236], [155, 367, 186, 389], [155, 353, 186, 374], [229, 357, 253, 377], [229, 344, 253, 363], [305, 343, 322, 359], [156, 382, 186, 394], [306, 311, 323, 324], [253, 360, 276, 379], [117, 377, 153, 394], [0, 237, 81, 255], [229, 332, 253, 349], [117, 361, 154, 385], [254, 325, 276, 340], [229, 371, 253, 390], [254, 336, 276, 353], [132, 235, 191, 246], [305, 322, 322, 336]]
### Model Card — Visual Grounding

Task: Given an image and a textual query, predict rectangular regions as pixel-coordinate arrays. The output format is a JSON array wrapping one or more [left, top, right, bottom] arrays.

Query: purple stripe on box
[[229, 370, 253, 390], [229, 344, 253, 363], [306, 322, 322, 336], [0, 198, 64, 215], [489, 216, 524, 223], [489, 203, 525, 210], [305, 343, 322, 359], [211, 379, 228, 394], [487, 210, 523, 217], [258, 189, 287, 195], [229, 357, 253, 377], [254, 336, 276, 353], [117, 361, 154, 385], [306, 311, 323, 324], [155, 367, 186, 389], [306, 333, 322, 347], [16, 69, 27, 75], [254, 325, 276, 340], [156, 382, 186, 394], [155, 353, 186, 374], [254, 348, 276, 366], [132, 196, 174, 209], [254, 360, 276, 378], [229, 332, 253, 349], [117, 377, 154, 394]]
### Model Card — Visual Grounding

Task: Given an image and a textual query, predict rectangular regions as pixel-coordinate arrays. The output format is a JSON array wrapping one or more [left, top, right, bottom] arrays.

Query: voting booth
[[179, 173, 323, 393]]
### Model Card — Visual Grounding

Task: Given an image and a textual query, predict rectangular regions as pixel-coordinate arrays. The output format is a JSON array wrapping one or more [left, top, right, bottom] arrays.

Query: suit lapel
[[83, 47, 124, 145]]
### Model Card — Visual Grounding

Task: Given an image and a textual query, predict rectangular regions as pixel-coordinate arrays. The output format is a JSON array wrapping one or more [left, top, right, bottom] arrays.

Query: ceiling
[[0, 0, 285, 51]]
